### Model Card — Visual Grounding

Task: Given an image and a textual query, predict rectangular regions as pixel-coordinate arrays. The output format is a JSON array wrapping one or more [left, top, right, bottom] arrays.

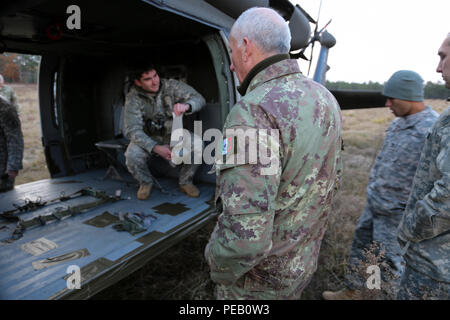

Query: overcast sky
[[292, 0, 449, 84]]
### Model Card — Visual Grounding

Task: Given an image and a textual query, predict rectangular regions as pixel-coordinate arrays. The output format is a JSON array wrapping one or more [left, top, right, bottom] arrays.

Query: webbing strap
[[5, 188, 122, 242], [0, 188, 111, 222]]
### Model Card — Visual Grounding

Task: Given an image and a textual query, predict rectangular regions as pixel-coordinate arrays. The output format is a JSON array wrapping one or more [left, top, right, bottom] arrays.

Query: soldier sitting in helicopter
[[123, 64, 206, 200]]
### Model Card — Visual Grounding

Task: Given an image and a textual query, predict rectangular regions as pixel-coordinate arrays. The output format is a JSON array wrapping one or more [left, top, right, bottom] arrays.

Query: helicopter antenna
[[307, 0, 323, 76], [317, 0, 323, 27], [292, 1, 332, 65]]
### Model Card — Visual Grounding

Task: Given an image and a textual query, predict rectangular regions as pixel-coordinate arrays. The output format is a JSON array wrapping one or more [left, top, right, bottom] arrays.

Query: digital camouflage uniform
[[344, 107, 439, 290], [205, 55, 343, 300], [0, 85, 19, 113], [397, 106, 450, 300], [123, 79, 205, 186], [0, 96, 24, 192]]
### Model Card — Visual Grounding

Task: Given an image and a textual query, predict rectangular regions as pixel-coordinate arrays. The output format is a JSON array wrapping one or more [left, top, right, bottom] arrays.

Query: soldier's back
[[223, 60, 342, 297]]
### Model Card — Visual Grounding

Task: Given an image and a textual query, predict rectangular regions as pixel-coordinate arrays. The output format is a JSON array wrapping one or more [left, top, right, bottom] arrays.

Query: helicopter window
[[159, 65, 188, 83], [51, 71, 59, 128]]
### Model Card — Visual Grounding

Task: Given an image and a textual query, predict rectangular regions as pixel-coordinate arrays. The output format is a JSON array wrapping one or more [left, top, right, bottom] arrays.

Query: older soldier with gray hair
[[323, 70, 439, 300], [205, 7, 343, 299], [396, 33, 450, 300], [0, 96, 24, 192]]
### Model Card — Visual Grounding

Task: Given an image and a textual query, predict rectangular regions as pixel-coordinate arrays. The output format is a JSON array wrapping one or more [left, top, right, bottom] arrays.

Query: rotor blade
[[295, 4, 316, 24], [290, 50, 309, 60], [318, 19, 332, 34]]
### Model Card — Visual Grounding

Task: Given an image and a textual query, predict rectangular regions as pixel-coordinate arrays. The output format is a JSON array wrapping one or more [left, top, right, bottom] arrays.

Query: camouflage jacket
[[0, 96, 24, 173], [367, 106, 439, 213], [205, 56, 343, 297], [0, 85, 19, 112], [123, 79, 205, 153], [398, 106, 450, 283]]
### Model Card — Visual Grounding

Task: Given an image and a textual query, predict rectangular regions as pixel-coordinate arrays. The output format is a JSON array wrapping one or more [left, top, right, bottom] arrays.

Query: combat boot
[[179, 184, 200, 198], [137, 183, 152, 200], [322, 288, 362, 300]]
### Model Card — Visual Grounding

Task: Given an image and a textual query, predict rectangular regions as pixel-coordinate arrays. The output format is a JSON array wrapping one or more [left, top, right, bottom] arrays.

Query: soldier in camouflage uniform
[[123, 64, 205, 200], [0, 75, 19, 113], [205, 8, 343, 299], [0, 96, 24, 192], [323, 70, 439, 300], [396, 34, 450, 300]]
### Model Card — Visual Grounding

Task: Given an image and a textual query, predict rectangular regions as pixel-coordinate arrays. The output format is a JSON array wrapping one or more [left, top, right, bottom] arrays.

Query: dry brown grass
[[11, 84, 50, 185], [10, 83, 448, 300]]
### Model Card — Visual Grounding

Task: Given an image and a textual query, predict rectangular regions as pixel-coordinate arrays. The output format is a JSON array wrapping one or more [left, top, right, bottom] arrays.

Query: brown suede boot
[[179, 184, 200, 198], [137, 184, 152, 200], [322, 288, 362, 300]]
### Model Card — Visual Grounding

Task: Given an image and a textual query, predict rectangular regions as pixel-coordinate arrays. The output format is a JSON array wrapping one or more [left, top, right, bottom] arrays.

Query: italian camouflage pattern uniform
[[0, 85, 19, 113], [397, 106, 450, 300], [344, 107, 439, 290], [0, 96, 24, 192], [123, 79, 205, 186], [205, 55, 343, 299]]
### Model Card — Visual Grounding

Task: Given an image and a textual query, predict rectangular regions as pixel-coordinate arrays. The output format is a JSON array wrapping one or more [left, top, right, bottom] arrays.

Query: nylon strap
[[0, 188, 106, 222], [5, 188, 122, 242]]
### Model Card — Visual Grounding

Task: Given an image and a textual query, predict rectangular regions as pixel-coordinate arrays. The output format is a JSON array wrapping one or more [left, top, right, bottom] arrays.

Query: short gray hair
[[230, 7, 291, 54]]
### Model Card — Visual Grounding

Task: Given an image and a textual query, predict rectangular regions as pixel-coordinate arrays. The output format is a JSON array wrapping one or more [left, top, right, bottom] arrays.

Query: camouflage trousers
[[125, 135, 202, 186], [397, 265, 450, 300], [344, 204, 404, 290], [215, 273, 313, 300]]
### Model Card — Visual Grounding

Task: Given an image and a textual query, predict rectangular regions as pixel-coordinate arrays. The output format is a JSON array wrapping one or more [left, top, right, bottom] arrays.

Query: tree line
[[326, 80, 450, 99], [1, 53, 449, 100], [0, 53, 41, 83]]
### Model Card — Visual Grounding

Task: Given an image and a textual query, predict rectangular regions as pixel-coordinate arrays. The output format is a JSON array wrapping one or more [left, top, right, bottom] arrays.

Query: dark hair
[[130, 62, 157, 82]]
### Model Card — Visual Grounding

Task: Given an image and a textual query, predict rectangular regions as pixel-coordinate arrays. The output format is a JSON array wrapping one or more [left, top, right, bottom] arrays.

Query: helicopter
[[0, 0, 385, 300]]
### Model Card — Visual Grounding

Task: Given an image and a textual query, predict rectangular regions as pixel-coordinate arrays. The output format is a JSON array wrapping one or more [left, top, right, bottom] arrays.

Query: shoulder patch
[[222, 137, 233, 155]]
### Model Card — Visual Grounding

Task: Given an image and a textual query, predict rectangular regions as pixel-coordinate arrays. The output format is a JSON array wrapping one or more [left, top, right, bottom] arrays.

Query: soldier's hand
[[173, 103, 190, 116], [7, 170, 18, 179], [153, 145, 172, 161]]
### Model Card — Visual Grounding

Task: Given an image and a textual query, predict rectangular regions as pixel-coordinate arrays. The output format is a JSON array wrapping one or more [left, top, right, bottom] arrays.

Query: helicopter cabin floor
[[0, 169, 215, 299]]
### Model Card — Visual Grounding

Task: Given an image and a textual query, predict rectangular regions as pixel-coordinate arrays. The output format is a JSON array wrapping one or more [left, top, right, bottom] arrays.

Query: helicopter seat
[[94, 91, 131, 181], [95, 136, 130, 181]]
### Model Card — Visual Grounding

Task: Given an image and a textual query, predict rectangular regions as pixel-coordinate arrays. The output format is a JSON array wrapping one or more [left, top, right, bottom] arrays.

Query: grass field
[[12, 84, 50, 185], [11, 83, 448, 300]]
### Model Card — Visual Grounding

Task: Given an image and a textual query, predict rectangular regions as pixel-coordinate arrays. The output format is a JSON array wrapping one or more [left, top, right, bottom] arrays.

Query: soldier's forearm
[[411, 140, 450, 240], [207, 142, 279, 285], [7, 170, 18, 179], [399, 185, 450, 244], [206, 210, 274, 286], [208, 245, 271, 286], [185, 96, 205, 114], [411, 185, 450, 240], [127, 130, 158, 154]]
